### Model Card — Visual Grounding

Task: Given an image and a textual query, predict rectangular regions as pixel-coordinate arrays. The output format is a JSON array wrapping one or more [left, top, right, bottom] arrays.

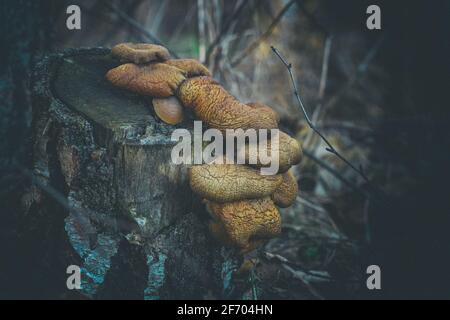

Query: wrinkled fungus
[[106, 42, 302, 253]]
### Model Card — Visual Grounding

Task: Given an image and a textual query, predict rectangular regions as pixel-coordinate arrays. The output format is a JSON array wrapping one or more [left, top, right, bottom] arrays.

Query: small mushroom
[[206, 197, 281, 253], [271, 170, 299, 208], [106, 63, 186, 98], [152, 96, 184, 125], [111, 43, 171, 64], [189, 164, 283, 203], [178, 76, 279, 130]]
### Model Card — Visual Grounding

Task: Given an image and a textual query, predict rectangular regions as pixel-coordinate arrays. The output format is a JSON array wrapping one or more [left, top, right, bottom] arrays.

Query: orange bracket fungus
[[111, 43, 171, 64], [152, 97, 184, 125], [106, 42, 302, 253], [271, 170, 299, 208], [206, 198, 281, 254], [189, 164, 283, 203]]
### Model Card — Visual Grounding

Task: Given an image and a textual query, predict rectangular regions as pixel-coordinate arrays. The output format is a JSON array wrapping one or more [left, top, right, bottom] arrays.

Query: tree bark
[[23, 48, 238, 299]]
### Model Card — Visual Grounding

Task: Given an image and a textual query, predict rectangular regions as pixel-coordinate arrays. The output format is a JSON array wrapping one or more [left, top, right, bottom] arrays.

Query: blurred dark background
[[1, 0, 449, 299]]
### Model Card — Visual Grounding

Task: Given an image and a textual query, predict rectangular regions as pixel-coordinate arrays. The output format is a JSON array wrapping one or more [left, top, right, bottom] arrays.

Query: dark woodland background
[[1, 0, 450, 299]]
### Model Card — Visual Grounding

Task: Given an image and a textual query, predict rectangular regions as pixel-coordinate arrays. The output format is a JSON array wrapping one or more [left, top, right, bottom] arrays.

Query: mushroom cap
[[238, 131, 302, 173], [272, 131, 302, 172], [189, 164, 283, 203], [246, 102, 280, 125], [206, 197, 281, 253], [106, 63, 186, 98], [178, 76, 279, 130], [152, 97, 184, 125], [111, 43, 171, 64], [164, 59, 211, 77], [271, 170, 299, 208]]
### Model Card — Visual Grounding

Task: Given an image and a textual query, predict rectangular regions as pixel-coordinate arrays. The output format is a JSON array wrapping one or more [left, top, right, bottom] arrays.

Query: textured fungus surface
[[246, 102, 280, 125], [165, 59, 211, 77], [271, 170, 299, 208], [178, 77, 279, 130], [106, 63, 186, 98], [240, 131, 302, 173], [112, 43, 171, 64], [189, 164, 283, 203], [207, 198, 281, 253]]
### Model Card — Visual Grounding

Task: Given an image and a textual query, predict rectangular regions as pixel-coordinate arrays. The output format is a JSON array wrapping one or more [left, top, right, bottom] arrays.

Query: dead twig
[[302, 149, 368, 197], [230, 0, 296, 67], [303, 35, 333, 148], [271, 46, 372, 186], [282, 264, 325, 300], [262, 251, 360, 287], [263, 252, 331, 282]]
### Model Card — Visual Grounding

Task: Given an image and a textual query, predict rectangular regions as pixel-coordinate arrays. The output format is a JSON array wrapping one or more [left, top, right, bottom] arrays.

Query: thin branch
[[262, 251, 359, 284], [302, 149, 369, 198], [305, 36, 384, 164], [271, 46, 371, 185], [230, 0, 296, 67], [303, 35, 332, 149], [102, 0, 179, 58], [204, 0, 248, 65], [282, 264, 325, 300]]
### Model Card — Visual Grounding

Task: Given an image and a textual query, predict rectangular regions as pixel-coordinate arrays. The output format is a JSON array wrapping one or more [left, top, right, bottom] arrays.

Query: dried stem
[[271, 46, 371, 185], [261, 251, 359, 284]]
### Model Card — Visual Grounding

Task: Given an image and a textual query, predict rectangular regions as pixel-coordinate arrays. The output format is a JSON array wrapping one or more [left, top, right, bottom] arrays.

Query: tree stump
[[24, 48, 239, 299]]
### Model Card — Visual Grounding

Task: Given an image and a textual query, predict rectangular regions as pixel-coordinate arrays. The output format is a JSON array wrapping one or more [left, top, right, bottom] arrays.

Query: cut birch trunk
[[23, 48, 238, 299]]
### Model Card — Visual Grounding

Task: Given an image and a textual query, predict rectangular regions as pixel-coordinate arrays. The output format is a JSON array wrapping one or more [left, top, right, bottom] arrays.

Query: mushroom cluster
[[106, 43, 302, 253]]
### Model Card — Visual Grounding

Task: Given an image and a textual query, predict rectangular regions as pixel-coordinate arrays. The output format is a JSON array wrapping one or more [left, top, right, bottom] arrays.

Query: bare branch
[[302, 149, 369, 198], [261, 251, 359, 285], [271, 46, 372, 185]]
